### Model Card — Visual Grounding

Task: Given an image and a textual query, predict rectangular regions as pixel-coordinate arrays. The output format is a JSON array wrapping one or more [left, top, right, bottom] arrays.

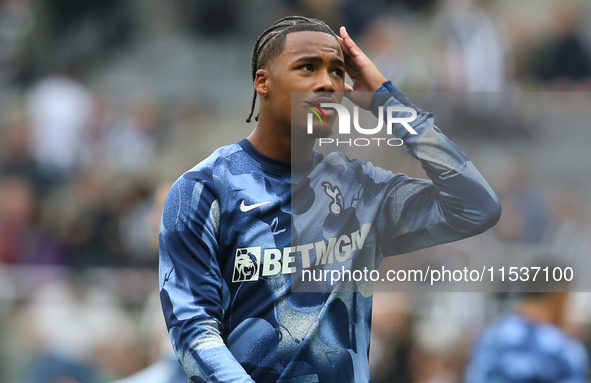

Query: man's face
[[262, 31, 346, 138]]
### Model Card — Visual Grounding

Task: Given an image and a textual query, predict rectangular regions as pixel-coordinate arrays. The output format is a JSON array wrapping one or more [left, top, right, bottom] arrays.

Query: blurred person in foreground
[[465, 280, 589, 383], [159, 15, 501, 383]]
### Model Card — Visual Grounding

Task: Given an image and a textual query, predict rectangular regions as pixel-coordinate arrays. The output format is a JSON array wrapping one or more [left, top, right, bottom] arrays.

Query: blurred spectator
[[150, 100, 214, 181], [103, 97, 160, 173], [108, 183, 183, 383], [179, 0, 241, 37], [0, 263, 15, 301], [116, 180, 156, 267], [0, 0, 34, 82], [109, 358, 186, 383], [41, 172, 124, 267], [42, 0, 132, 66], [0, 115, 51, 197], [492, 162, 549, 243], [0, 263, 16, 381], [26, 73, 94, 179], [541, 185, 591, 291], [109, 292, 186, 383], [409, 293, 486, 383], [341, 0, 385, 37], [433, 0, 510, 92], [17, 271, 136, 383], [294, 0, 344, 32], [79, 92, 161, 174], [384, 0, 435, 12], [0, 175, 65, 264], [79, 91, 117, 173], [506, 22, 538, 87], [533, 2, 591, 90], [149, 182, 172, 248], [370, 292, 413, 383], [465, 289, 589, 383], [565, 292, 591, 353], [361, 17, 431, 91]]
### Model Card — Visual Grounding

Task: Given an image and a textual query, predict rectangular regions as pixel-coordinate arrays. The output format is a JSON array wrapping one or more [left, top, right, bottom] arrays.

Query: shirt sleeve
[[159, 172, 256, 383], [371, 81, 502, 256], [465, 318, 589, 383]]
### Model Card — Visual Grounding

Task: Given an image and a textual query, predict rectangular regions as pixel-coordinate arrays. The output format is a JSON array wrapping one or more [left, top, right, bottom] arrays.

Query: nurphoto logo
[[304, 101, 418, 147]]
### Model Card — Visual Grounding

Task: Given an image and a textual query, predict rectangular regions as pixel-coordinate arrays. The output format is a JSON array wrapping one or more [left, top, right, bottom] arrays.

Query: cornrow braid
[[246, 16, 337, 123]]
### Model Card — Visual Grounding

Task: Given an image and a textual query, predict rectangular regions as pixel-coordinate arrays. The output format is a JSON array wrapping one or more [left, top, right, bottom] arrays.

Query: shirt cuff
[[370, 81, 400, 116], [370, 80, 416, 117]]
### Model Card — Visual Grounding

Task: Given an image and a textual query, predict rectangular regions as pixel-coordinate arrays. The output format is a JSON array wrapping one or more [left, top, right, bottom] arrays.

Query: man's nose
[[313, 70, 335, 93]]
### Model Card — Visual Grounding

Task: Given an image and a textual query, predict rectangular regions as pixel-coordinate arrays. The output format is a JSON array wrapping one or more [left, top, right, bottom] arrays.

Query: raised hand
[[337, 26, 387, 109]]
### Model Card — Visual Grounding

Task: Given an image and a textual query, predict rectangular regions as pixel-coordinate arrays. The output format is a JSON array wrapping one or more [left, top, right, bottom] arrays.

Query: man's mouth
[[309, 97, 338, 117]]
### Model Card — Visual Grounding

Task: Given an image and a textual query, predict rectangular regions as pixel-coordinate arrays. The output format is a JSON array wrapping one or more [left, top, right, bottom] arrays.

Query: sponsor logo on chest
[[231, 223, 371, 282]]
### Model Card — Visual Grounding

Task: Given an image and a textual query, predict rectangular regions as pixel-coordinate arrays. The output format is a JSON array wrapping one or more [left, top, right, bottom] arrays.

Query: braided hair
[[246, 16, 337, 123]]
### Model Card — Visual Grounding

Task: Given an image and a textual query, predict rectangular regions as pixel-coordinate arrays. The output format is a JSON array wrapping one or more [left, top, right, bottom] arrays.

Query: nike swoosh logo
[[240, 200, 272, 212]]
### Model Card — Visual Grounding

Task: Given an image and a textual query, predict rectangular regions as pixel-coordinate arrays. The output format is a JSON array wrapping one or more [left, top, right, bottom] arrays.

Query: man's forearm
[[167, 314, 256, 382], [373, 81, 501, 252]]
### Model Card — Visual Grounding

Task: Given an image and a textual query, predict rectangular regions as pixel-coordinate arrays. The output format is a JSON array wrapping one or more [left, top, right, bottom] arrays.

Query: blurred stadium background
[[1, 0, 591, 382]]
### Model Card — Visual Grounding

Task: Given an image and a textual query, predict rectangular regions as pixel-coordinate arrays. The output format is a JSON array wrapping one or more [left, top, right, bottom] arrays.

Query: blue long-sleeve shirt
[[466, 314, 589, 383], [159, 82, 501, 383]]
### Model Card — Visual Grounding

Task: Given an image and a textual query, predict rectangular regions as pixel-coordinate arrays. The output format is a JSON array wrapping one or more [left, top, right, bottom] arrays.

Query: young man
[[466, 290, 589, 383], [159, 16, 501, 383]]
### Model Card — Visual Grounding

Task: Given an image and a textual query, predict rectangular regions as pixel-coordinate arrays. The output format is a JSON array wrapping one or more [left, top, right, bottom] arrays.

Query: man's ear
[[254, 69, 268, 96]]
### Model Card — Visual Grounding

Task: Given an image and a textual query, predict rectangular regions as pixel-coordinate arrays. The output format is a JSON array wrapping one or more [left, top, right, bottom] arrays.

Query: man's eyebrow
[[331, 57, 346, 67], [293, 56, 345, 67]]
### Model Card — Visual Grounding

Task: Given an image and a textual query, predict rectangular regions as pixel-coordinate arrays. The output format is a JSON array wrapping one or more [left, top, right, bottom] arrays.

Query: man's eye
[[332, 68, 345, 77], [300, 64, 314, 71]]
